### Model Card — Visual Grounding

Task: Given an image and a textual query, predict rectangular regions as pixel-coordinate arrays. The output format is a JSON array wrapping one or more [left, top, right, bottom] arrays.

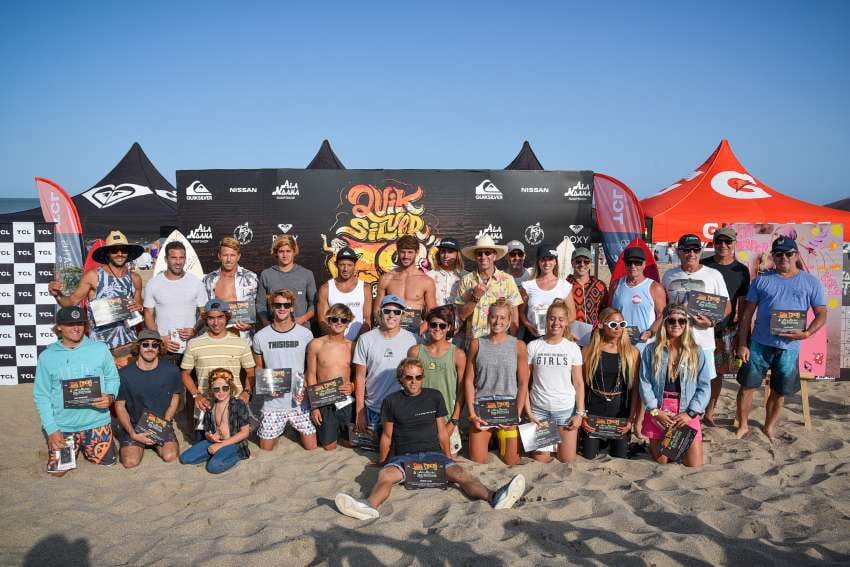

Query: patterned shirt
[[455, 269, 522, 345], [427, 268, 468, 306], [567, 275, 608, 326]]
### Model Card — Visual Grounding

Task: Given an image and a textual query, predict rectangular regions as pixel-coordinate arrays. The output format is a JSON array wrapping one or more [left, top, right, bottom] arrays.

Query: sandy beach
[[1, 375, 849, 566]]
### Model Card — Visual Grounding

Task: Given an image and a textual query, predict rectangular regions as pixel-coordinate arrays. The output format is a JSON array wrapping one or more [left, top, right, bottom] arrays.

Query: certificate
[[403, 461, 448, 490], [255, 368, 292, 397], [134, 410, 172, 445], [769, 309, 806, 335], [686, 291, 727, 322], [307, 377, 347, 408], [586, 415, 627, 439], [89, 298, 131, 326], [62, 376, 102, 408], [475, 399, 519, 426]]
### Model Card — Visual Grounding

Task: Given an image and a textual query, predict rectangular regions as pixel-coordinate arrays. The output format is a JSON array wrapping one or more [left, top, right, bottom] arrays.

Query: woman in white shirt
[[520, 243, 576, 341]]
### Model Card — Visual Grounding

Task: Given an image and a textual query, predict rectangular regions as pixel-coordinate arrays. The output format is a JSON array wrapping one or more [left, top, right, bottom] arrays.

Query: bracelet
[[576, 410, 588, 417]]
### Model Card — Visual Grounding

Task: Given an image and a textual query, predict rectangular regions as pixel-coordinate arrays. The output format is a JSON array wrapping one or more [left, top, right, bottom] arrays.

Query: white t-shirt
[[251, 323, 313, 411], [143, 272, 207, 335], [527, 338, 583, 412], [327, 279, 365, 340], [353, 328, 418, 411], [521, 279, 573, 337], [662, 265, 729, 350]]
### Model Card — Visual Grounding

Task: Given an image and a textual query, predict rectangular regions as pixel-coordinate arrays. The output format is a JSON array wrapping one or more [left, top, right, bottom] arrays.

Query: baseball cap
[[380, 294, 406, 309], [623, 247, 646, 262], [536, 243, 558, 259], [437, 237, 460, 251], [713, 227, 737, 241], [204, 298, 230, 313], [335, 247, 359, 263], [137, 329, 162, 342], [771, 235, 798, 254], [572, 247, 592, 260], [56, 306, 86, 324], [676, 234, 702, 250], [506, 240, 525, 253]]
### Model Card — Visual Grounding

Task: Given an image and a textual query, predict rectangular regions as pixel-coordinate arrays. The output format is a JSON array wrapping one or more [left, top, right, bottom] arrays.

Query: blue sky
[[1, 1, 848, 204]]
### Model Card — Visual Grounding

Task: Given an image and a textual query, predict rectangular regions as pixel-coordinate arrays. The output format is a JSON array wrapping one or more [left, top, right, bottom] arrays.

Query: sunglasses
[[402, 374, 424, 381], [212, 385, 231, 393], [573, 258, 591, 265], [680, 248, 701, 255], [604, 321, 628, 329], [382, 308, 402, 316], [625, 260, 644, 267], [272, 302, 293, 310], [475, 250, 494, 257], [109, 247, 129, 254], [328, 316, 350, 324], [428, 321, 449, 330], [508, 251, 525, 257], [772, 251, 796, 258], [140, 341, 160, 349], [665, 317, 688, 326]]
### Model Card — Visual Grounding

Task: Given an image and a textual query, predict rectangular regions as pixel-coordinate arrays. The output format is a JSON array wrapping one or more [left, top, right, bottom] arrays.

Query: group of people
[[33, 225, 826, 520]]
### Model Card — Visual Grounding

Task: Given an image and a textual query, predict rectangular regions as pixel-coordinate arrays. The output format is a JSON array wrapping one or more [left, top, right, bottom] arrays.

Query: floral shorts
[[258, 408, 317, 439]]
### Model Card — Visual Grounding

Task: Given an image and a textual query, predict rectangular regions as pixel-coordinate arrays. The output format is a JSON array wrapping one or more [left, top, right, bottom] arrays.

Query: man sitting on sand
[[334, 358, 527, 520], [305, 303, 357, 450]]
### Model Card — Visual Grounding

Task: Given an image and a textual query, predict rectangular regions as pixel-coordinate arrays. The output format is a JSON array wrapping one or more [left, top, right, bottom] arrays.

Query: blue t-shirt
[[747, 271, 826, 351], [117, 360, 183, 424]]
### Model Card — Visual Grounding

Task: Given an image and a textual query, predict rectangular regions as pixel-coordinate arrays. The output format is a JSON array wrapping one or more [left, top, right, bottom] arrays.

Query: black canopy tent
[[0, 143, 177, 241], [825, 197, 850, 212], [505, 140, 544, 170], [306, 139, 346, 169]]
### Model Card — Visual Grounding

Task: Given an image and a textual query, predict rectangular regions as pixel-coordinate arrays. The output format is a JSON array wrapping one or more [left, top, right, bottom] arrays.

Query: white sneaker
[[491, 474, 526, 510], [335, 493, 380, 520]]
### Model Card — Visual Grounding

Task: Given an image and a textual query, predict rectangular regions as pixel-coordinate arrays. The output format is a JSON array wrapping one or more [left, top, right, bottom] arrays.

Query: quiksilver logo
[[563, 181, 592, 200], [475, 180, 503, 200], [186, 181, 213, 201]]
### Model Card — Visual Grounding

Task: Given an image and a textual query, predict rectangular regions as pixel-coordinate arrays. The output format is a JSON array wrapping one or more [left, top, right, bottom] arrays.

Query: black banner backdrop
[[175, 170, 594, 292]]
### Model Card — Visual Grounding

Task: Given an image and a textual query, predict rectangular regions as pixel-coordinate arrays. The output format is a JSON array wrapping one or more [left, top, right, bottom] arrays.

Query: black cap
[[56, 306, 86, 324], [771, 235, 798, 254], [676, 234, 702, 250], [623, 247, 645, 262], [437, 237, 460, 251], [536, 243, 558, 259], [335, 247, 359, 263]]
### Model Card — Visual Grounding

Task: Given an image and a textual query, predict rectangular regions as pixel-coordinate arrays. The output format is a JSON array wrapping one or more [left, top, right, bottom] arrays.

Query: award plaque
[[475, 399, 519, 426], [227, 300, 256, 326], [134, 410, 172, 445], [307, 377, 347, 408], [62, 376, 102, 408], [686, 291, 727, 322], [403, 461, 448, 490], [401, 309, 422, 335], [89, 297, 131, 326], [349, 428, 378, 451], [659, 425, 698, 462], [255, 368, 292, 397], [769, 309, 806, 335], [518, 420, 561, 452], [51, 435, 76, 472], [586, 415, 627, 439]]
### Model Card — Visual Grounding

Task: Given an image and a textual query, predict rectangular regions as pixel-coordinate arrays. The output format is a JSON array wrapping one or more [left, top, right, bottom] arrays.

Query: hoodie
[[33, 336, 120, 435]]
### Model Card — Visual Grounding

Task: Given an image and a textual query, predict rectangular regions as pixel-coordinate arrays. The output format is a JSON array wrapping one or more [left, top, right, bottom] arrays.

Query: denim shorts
[[365, 406, 383, 438], [737, 340, 800, 396], [384, 451, 456, 483], [531, 406, 575, 427]]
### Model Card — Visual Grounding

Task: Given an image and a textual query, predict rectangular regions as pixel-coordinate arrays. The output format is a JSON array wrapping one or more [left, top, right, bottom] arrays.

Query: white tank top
[[328, 279, 365, 340]]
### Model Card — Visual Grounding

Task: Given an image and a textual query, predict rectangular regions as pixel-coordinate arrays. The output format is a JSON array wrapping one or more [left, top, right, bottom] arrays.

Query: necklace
[[214, 402, 229, 435], [592, 352, 623, 402]]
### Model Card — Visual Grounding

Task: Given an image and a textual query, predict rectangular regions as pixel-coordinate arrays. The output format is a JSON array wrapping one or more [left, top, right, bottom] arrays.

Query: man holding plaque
[[48, 230, 144, 359], [354, 295, 418, 438], [735, 236, 827, 441], [700, 227, 750, 425], [373, 235, 436, 336], [201, 237, 258, 340], [33, 306, 120, 475], [114, 330, 182, 468], [334, 358, 527, 520], [252, 288, 317, 451]]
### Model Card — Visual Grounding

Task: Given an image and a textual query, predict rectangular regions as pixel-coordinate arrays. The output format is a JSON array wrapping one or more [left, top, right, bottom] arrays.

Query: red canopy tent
[[641, 140, 850, 242]]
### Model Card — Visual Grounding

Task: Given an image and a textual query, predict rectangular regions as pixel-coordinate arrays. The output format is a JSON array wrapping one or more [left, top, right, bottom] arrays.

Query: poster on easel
[[733, 222, 844, 380]]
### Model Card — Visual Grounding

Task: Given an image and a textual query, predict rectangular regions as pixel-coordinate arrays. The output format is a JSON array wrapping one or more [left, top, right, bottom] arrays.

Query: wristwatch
[[650, 408, 660, 417], [576, 410, 588, 417], [686, 409, 699, 419]]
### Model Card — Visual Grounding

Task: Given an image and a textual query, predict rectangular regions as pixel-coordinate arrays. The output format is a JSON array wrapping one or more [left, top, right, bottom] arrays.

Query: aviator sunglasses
[[212, 385, 231, 393], [665, 317, 688, 326]]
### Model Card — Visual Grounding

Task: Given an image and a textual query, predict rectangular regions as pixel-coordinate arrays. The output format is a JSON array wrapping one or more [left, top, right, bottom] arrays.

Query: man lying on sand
[[335, 357, 526, 520]]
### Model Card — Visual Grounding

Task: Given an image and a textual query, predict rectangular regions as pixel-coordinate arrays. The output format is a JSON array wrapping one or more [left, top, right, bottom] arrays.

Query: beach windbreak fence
[[175, 169, 595, 292]]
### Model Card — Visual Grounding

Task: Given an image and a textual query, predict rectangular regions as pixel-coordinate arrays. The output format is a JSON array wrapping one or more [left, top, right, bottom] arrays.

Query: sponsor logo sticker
[[273, 180, 300, 200], [186, 181, 213, 201], [475, 180, 503, 200], [520, 187, 549, 193], [475, 224, 503, 241], [187, 223, 213, 243], [229, 187, 258, 193], [563, 181, 592, 200]]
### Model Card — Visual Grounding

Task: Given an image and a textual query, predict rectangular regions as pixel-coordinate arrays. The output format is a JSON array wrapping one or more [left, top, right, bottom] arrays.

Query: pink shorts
[[641, 395, 702, 442]]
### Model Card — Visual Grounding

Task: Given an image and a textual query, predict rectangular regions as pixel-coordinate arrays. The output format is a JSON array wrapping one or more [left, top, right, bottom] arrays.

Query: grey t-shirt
[[256, 264, 317, 322], [142, 272, 207, 335], [251, 323, 313, 411], [353, 328, 418, 411]]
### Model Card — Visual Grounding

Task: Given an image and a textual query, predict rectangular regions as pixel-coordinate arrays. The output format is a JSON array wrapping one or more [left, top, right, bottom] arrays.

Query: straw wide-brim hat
[[92, 230, 144, 264], [461, 235, 509, 261]]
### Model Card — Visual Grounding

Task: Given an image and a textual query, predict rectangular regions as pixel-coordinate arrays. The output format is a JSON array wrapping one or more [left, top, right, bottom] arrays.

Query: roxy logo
[[187, 224, 213, 243], [278, 224, 293, 233], [475, 180, 503, 200], [563, 181, 591, 200], [229, 187, 257, 193], [155, 189, 177, 202], [521, 187, 549, 193], [81, 183, 153, 208], [569, 225, 584, 234], [273, 180, 300, 199], [476, 224, 503, 241], [186, 181, 213, 201]]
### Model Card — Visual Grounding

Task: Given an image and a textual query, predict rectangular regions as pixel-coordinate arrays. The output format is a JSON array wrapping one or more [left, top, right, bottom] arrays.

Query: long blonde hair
[[583, 307, 637, 388], [652, 306, 700, 382]]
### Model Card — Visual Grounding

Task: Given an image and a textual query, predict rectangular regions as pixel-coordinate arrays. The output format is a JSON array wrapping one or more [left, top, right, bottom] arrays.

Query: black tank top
[[587, 351, 630, 418]]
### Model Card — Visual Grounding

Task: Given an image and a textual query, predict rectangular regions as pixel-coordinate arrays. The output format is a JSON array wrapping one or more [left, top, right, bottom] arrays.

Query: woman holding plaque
[[179, 368, 251, 473], [519, 243, 575, 342], [465, 299, 530, 465], [580, 307, 640, 459], [525, 299, 585, 463], [639, 305, 711, 467]]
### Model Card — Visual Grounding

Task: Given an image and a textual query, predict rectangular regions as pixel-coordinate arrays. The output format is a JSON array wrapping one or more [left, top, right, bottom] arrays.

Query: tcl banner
[[176, 169, 594, 289]]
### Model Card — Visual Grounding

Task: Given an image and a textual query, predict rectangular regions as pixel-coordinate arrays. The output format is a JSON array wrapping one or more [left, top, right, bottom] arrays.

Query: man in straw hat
[[49, 230, 144, 358], [455, 235, 522, 347]]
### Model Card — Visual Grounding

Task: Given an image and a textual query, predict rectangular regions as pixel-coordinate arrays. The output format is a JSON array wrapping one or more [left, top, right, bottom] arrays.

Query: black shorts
[[117, 424, 178, 448], [316, 403, 354, 447]]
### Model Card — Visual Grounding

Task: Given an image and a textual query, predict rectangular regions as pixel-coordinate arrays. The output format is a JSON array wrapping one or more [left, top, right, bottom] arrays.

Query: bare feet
[[703, 415, 717, 427], [735, 425, 749, 439], [762, 425, 776, 443]]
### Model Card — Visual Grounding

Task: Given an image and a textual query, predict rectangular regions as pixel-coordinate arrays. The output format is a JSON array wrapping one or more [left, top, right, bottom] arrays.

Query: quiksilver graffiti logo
[[233, 222, 253, 245], [711, 171, 771, 200], [81, 183, 153, 209], [186, 181, 213, 201], [475, 180, 503, 200], [563, 181, 591, 200], [322, 180, 437, 289]]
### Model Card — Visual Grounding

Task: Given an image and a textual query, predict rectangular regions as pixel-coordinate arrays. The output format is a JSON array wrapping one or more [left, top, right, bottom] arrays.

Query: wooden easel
[[762, 373, 812, 431]]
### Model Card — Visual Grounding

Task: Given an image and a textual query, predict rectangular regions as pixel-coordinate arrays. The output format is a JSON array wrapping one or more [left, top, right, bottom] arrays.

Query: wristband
[[686, 409, 698, 419], [576, 410, 588, 417], [650, 408, 660, 417], [449, 418, 458, 425]]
